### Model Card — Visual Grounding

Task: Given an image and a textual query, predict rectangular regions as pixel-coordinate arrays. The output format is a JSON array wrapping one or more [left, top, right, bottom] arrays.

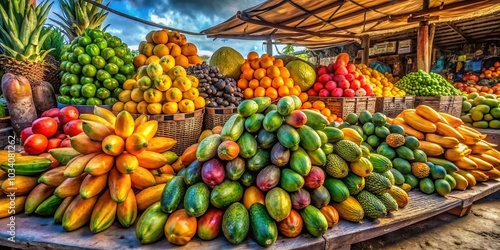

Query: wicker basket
[[308, 96, 377, 120], [0, 55, 60, 89], [149, 109, 204, 155], [375, 96, 415, 118], [413, 96, 462, 117], [204, 107, 237, 130]]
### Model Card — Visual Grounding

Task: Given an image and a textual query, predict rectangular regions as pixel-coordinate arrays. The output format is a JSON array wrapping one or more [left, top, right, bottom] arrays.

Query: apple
[[346, 64, 356, 73], [159, 55, 176, 72], [41, 108, 60, 118], [317, 74, 332, 84], [362, 84, 374, 96], [333, 60, 345, 70], [20, 127, 33, 143], [345, 74, 355, 82], [307, 88, 318, 96], [350, 80, 361, 90], [335, 66, 348, 76], [331, 88, 344, 97], [325, 81, 337, 91], [319, 89, 330, 97], [333, 74, 346, 83], [316, 66, 328, 76], [357, 75, 366, 86], [338, 79, 350, 89], [355, 88, 367, 97], [313, 82, 324, 92], [344, 88, 355, 97]]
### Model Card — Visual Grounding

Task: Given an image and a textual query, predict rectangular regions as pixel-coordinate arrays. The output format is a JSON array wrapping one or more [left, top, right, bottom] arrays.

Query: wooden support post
[[428, 23, 436, 72], [417, 21, 429, 72], [266, 39, 273, 56], [361, 35, 370, 65]]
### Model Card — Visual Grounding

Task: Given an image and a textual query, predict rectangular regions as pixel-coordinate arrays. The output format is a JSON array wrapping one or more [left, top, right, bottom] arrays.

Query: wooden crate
[[375, 97, 415, 118], [308, 96, 377, 120], [413, 96, 462, 117], [0, 127, 14, 149]]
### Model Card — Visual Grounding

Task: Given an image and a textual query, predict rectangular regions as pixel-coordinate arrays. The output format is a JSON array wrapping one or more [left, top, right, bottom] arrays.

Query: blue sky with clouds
[[47, 0, 299, 57]]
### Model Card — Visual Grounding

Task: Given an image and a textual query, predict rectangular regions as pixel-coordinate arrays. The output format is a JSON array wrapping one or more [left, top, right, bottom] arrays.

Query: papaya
[[222, 202, 249, 244], [54, 174, 87, 198], [80, 173, 108, 199], [117, 190, 137, 227], [135, 120, 158, 141], [237, 132, 257, 158], [115, 110, 135, 139], [302, 110, 329, 130], [115, 153, 139, 174], [136, 183, 166, 211], [249, 203, 278, 246], [64, 153, 99, 178], [90, 190, 117, 233], [130, 166, 156, 190], [38, 166, 67, 187], [280, 169, 304, 192], [277, 124, 300, 149], [0, 196, 26, 219], [135, 201, 169, 244], [125, 133, 149, 155], [135, 150, 169, 169], [210, 180, 244, 208], [0, 155, 52, 176], [49, 147, 81, 165], [79, 114, 115, 133], [161, 176, 186, 213], [220, 114, 245, 141], [237, 99, 259, 117], [265, 187, 291, 222], [25, 184, 55, 214], [84, 153, 115, 176], [300, 205, 328, 237], [62, 195, 98, 231], [70, 134, 104, 154], [277, 96, 295, 116], [54, 196, 75, 224], [244, 113, 265, 133], [263, 110, 284, 133], [1, 175, 37, 195], [197, 208, 223, 241], [184, 182, 210, 217], [82, 120, 112, 141], [290, 147, 311, 176], [196, 134, 222, 162], [108, 168, 131, 203], [297, 125, 322, 151]]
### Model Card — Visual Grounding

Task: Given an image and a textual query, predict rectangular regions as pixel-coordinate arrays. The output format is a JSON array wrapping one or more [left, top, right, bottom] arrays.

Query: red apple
[[344, 88, 355, 97], [333, 74, 346, 83], [313, 82, 324, 92], [355, 88, 367, 97], [41, 108, 60, 118], [350, 80, 361, 90], [345, 74, 355, 82], [339, 79, 350, 89], [362, 84, 374, 96], [325, 81, 337, 91], [60, 138, 71, 147], [319, 89, 330, 97], [333, 60, 346, 70], [317, 74, 332, 84], [316, 66, 328, 76], [331, 88, 344, 97], [307, 88, 318, 96], [20, 127, 33, 143], [63, 120, 83, 137], [335, 66, 348, 76], [346, 64, 356, 73]]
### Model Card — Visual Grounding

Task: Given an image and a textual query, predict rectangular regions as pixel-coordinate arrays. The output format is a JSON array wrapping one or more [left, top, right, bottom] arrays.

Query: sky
[[47, 0, 301, 57]]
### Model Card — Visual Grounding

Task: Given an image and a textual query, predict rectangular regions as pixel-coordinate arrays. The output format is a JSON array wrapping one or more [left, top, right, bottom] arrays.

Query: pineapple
[[40, 26, 68, 62], [50, 0, 109, 40]]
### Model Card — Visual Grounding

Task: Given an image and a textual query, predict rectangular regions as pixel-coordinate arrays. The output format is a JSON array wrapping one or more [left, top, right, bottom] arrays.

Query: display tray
[[0, 180, 498, 250]]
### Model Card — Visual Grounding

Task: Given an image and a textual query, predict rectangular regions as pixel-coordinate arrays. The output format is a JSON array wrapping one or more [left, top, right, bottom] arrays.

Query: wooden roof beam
[[207, 33, 309, 40], [446, 22, 471, 43]]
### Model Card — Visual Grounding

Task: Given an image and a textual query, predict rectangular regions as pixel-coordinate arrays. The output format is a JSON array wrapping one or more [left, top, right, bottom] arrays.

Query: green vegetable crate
[[375, 96, 415, 118], [308, 96, 376, 120], [413, 96, 462, 117]]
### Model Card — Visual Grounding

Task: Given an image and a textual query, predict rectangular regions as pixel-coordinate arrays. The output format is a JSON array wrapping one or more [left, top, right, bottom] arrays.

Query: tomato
[[31, 117, 58, 138], [60, 138, 71, 148], [20, 127, 33, 143], [63, 119, 83, 137], [47, 138, 62, 151], [24, 134, 48, 155], [59, 106, 79, 124], [38, 152, 59, 169], [41, 108, 60, 118]]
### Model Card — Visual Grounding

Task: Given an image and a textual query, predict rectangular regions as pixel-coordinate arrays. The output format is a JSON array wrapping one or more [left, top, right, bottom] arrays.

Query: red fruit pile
[[308, 53, 373, 98], [21, 106, 82, 155]]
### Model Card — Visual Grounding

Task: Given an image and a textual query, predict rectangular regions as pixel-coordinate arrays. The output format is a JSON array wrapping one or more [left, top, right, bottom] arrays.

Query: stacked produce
[[392, 105, 500, 192], [394, 70, 461, 96], [17, 107, 177, 233], [187, 62, 243, 108], [309, 53, 373, 97], [482, 61, 500, 79], [301, 100, 343, 123], [135, 95, 412, 246], [461, 93, 500, 129], [114, 63, 205, 114], [356, 64, 405, 97], [58, 28, 135, 106], [238, 52, 303, 100], [133, 29, 202, 69]]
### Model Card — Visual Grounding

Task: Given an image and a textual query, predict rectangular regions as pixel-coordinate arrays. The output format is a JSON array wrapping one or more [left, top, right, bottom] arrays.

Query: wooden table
[[0, 180, 498, 250]]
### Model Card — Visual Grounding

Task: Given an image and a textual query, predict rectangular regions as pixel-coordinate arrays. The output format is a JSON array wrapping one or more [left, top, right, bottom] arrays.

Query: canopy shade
[[201, 0, 500, 48]]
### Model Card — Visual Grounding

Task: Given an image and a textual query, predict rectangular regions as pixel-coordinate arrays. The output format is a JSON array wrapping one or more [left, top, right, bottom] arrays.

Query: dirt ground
[[352, 191, 500, 250]]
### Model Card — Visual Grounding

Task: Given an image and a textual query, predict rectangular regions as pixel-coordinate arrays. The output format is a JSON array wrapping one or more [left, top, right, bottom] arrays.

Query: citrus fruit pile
[[356, 64, 405, 97], [113, 62, 205, 115], [301, 100, 343, 123], [58, 28, 135, 106], [133, 29, 202, 69], [238, 52, 304, 101]]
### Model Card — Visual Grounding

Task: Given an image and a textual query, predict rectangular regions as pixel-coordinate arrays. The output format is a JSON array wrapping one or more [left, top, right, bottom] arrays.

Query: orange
[[253, 68, 267, 80], [240, 61, 251, 72], [260, 76, 272, 88], [242, 68, 255, 81], [152, 30, 169, 44], [312, 101, 325, 110], [260, 57, 274, 69], [249, 79, 260, 90], [178, 99, 195, 113], [289, 87, 299, 97], [194, 96, 205, 109], [146, 31, 154, 43], [279, 67, 290, 78], [247, 51, 259, 61], [284, 78, 294, 88], [294, 85, 302, 93], [188, 55, 203, 65], [183, 87, 199, 100], [133, 54, 147, 68], [153, 44, 170, 58], [327, 116, 334, 123], [269, 56, 275, 61], [166, 43, 181, 57], [331, 114, 337, 120], [278, 86, 289, 97], [321, 108, 331, 117], [265, 87, 278, 100], [243, 88, 254, 99], [162, 102, 178, 114], [238, 79, 249, 89], [274, 59, 284, 67], [147, 103, 163, 115], [174, 55, 189, 68], [250, 59, 261, 70], [495, 62, 500, 68], [260, 54, 269, 58], [254, 87, 266, 97], [145, 55, 160, 65], [180, 43, 197, 56], [299, 92, 308, 103], [302, 101, 312, 109], [272, 76, 284, 89], [267, 66, 280, 78]]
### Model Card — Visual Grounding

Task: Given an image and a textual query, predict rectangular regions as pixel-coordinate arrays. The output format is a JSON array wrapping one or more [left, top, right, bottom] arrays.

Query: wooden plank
[[449, 179, 500, 207], [323, 191, 461, 249], [417, 21, 429, 71]]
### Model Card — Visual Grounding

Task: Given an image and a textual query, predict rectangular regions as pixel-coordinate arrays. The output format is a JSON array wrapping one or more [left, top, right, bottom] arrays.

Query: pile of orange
[[482, 61, 500, 78], [301, 100, 343, 123], [133, 29, 203, 69], [238, 52, 306, 101]]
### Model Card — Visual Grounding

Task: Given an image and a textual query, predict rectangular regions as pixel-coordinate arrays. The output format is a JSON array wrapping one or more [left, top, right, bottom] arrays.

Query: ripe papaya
[[90, 190, 117, 233], [85, 153, 115, 176], [62, 195, 98, 231], [0, 196, 26, 219], [108, 168, 131, 203], [25, 183, 55, 214], [80, 173, 108, 199], [125, 133, 149, 155], [146, 137, 176, 152], [64, 152, 99, 178], [117, 190, 138, 228], [79, 114, 115, 134], [136, 183, 166, 211], [1, 175, 37, 195], [54, 173, 87, 198], [93, 106, 117, 126], [70, 134, 103, 154], [135, 201, 169, 244], [135, 150, 168, 169], [115, 110, 135, 139], [82, 120, 112, 141], [130, 166, 156, 190], [115, 153, 139, 174], [54, 196, 75, 224], [135, 120, 158, 141], [38, 166, 67, 187]]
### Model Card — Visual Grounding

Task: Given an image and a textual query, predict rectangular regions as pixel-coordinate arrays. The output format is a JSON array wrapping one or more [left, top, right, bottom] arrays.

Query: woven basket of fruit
[[204, 107, 238, 130], [150, 108, 204, 155], [308, 96, 376, 120], [375, 96, 415, 118], [0, 55, 46, 84]]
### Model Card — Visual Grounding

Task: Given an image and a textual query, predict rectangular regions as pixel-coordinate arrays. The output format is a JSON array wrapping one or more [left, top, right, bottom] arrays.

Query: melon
[[286, 60, 316, 91], [209, 47, 245, 79]]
